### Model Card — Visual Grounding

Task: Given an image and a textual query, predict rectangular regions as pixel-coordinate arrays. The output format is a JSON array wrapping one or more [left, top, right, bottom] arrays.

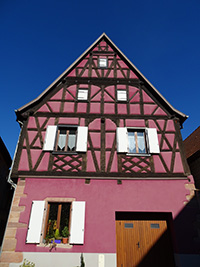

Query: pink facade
[[16, 178, 189, 253]]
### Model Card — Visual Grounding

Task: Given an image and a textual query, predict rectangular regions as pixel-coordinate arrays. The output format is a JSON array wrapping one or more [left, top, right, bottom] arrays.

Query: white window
[[98, 58, 107, 68], [43, 125, 88, 153], [117, 90, 127, 101], [26, 200, 86, 245], [128, 130, 146, 154], [78, 89, 88, 101], [117, 127, 160, 154]]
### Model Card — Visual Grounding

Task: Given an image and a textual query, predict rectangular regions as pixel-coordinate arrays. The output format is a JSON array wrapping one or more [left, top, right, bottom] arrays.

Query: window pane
[[99, 58, 107, 68], [46, 203, 58, 238], [128, 131, 136, 153], [137, 132, 146, 153], [68, 130, 76, 151], [60, 203, 71, 232], [49, 203, 58, 221], [57, 129, 66, 151]]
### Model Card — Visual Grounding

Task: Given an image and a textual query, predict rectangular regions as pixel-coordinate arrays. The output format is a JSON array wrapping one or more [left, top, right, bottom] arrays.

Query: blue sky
[[0, 0, 200, 157]]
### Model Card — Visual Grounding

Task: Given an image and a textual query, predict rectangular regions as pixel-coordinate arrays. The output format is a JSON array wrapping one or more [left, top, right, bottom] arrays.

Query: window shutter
[[26, 201, 45, 243], [116, 127, 128, 153], [43, 125, 57, 151], [69, 201, 86, 244], [76, 126, 88, 152], [146, 128, 160, 154]]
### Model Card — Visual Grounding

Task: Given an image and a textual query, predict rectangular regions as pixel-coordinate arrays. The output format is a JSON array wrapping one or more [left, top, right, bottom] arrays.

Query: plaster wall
[[16, 178, 189, 254]]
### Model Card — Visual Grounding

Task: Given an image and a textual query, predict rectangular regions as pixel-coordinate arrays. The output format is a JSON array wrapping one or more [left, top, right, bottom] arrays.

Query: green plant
[[19, 258, 35, 267], [54, 228, 60, 239], [62, 226, 69, 237], [45, 220, 55, 239]]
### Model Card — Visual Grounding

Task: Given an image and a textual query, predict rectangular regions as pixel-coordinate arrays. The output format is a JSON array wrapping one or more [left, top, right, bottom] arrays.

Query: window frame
[[77, 89, 88, 101], [44, 201, 72, 242], [127, 128, 147, 155], [98, 57, 108, 68], [54, 125, 77, 154], [117, 90, 127, 102]]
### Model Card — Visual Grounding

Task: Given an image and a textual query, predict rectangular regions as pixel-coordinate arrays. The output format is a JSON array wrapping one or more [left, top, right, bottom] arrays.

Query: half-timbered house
[[0, 33, 199, 267]]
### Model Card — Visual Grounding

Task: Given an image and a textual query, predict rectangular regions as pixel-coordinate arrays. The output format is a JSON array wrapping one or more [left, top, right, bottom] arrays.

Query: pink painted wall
[[16, 178, 190, 253]]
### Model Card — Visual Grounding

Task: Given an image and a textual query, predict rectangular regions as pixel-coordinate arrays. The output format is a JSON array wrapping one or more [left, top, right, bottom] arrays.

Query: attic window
[[78, 89, 88, 101], [117, 90, 127, 101], [98, 58, 107, 68]]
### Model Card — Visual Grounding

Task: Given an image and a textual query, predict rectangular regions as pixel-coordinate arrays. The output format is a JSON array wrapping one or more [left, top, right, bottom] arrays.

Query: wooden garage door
[[116, 219, 175, 267]]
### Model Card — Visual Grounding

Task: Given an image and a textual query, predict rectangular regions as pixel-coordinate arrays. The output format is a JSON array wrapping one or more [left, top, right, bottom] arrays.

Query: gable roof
[[15, 33, 188, 125]]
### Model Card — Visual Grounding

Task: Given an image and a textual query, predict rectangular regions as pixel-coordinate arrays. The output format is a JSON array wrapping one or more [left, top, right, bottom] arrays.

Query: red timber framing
[[12, 33, 189, 181]]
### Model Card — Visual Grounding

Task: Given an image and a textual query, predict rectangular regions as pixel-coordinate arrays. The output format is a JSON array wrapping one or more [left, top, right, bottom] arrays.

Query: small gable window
[[78, 89, 88, 101], [116, 127, 160, 155], [43, 125, 88, 153], [117, 90, 127, 101], [98, 58, 107, 68]]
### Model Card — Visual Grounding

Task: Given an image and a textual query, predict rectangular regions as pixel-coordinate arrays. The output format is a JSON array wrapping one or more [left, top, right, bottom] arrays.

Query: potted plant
[[54, 228, 62, 244], [62, 226, 69, 244]]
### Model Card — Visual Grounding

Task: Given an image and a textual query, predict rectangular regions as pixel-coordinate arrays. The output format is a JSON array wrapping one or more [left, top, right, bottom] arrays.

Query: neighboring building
[[0, 33, 199, 267], [0, 137, 13, 251], [184, 126, 200, 189]]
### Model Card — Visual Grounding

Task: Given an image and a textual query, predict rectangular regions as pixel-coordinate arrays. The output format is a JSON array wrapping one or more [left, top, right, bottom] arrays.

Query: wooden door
[[116, 219, 175, 267]]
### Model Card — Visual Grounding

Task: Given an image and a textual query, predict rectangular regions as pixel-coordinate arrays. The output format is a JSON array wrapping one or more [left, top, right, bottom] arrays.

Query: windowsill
[[76, 99, 89, 102], [38, 243, 73, 249], [126, 153, 151, 157], [52, 151, 78, 155]]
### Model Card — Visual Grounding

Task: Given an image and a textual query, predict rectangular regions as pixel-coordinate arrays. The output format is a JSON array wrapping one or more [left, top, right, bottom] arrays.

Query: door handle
[[137, 241, 140, 248]]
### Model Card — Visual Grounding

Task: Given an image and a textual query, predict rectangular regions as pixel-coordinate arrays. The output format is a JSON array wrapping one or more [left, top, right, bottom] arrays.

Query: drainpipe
[[7, 120, 23, 189], [0, 120, 23, 255]]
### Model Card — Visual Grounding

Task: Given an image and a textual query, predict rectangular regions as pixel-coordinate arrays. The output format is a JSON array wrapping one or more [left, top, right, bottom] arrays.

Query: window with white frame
[[127, 129, 146, 154], [43, 125, 88, 153], [98, 58, 107, 68], [26, 200, 86, 245], [117, 90, 127, 101], [45, 202, 71, 241], [78, 89, 88, 101], [116, 127, 160, 155], [55, 126, 77, 152]]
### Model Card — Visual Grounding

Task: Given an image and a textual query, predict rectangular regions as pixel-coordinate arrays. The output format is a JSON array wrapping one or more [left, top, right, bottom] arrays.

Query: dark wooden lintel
[[12, 171, 187, 179]]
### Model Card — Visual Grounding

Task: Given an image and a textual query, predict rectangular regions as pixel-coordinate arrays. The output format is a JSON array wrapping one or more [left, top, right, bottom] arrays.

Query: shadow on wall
[[141, 194, 200, 267], [116, 194, 200, 267]]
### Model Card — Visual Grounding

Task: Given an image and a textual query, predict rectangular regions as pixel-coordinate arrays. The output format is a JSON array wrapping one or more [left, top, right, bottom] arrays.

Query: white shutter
[[146, 128, 160, 154], [43, 125, 57, 151], [76, 126, 88, 152], [78, 89, 88, 100], [117, 90, 127, 101], [116, 127, 128, 153], [69, 201, 86, 244], [26, 201, 45, 243]]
